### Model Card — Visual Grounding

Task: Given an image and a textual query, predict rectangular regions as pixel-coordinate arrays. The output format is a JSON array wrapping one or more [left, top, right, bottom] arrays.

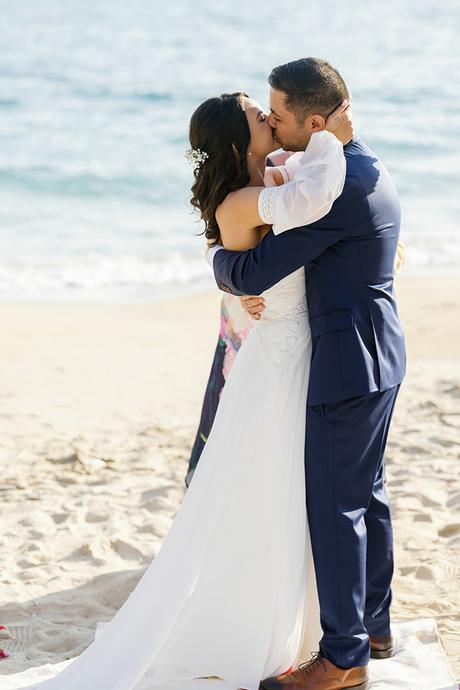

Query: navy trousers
[[305, 384, 400, 669]]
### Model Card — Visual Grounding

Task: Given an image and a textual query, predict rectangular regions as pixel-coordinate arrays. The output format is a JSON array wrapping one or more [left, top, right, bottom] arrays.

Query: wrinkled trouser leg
[[305, 385, 400, 668]]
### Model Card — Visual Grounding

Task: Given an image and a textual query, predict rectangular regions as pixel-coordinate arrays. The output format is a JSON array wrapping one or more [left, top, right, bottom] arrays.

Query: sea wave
[[0, 238, 458, 304], [0, 0, 459, 301], [0, 253, 212, 300]]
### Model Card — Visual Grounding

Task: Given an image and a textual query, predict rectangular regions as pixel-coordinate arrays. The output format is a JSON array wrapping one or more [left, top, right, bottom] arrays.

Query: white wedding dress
[[4, 268, 322, 690], [4, 132, 348, 690]]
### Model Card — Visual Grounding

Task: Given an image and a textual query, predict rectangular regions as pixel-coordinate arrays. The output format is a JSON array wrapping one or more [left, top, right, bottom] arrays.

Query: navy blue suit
[[212, 137, 406, 668]]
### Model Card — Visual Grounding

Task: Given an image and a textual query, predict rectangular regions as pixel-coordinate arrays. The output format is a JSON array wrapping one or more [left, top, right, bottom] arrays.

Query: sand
[[0, 276, 459, 680]]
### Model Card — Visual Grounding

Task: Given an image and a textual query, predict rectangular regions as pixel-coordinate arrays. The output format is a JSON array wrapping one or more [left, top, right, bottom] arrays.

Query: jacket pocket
[[309, 309, 354, 338]]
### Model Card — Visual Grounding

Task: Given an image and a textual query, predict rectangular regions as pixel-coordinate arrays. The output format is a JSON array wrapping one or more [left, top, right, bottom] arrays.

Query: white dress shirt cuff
[[206, 244, 224, 268]]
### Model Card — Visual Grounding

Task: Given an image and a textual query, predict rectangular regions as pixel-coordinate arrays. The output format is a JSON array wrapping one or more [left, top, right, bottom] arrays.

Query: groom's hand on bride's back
[[325, 99, 354, 145], [239, 295, 265, 320]]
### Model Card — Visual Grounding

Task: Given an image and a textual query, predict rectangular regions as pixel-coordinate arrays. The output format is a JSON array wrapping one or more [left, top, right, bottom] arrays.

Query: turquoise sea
[[1, 0, 459, 301]]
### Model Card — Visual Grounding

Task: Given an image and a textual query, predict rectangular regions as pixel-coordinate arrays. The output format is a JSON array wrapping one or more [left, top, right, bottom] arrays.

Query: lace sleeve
[[258, 186, 283, 225]]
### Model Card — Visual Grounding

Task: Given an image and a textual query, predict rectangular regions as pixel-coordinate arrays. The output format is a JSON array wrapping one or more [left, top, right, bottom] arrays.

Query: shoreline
[[0, 275, 459, 678], [0, 268, 459, 307]]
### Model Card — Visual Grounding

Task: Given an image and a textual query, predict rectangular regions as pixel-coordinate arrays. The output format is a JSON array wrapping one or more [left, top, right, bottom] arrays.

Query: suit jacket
[[212, 137, 406, 405]]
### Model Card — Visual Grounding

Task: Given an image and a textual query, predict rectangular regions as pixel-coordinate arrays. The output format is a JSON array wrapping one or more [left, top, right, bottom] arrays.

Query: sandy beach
[[0, 276, 459, 680]]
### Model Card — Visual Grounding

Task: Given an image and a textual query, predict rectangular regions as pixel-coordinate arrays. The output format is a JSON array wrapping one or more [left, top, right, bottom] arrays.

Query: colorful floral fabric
[[185, 294, 252, 487]]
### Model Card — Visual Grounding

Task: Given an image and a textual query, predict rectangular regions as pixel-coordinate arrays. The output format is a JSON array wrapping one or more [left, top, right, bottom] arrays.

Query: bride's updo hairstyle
[[189, 92, 251, 246]]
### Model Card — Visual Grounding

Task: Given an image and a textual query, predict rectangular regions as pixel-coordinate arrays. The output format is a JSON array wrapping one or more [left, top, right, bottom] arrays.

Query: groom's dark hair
[[269, 57, 349, 124]]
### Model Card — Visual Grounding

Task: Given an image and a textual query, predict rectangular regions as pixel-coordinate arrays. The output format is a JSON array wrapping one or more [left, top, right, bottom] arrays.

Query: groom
[[207, 58, 406, 690]]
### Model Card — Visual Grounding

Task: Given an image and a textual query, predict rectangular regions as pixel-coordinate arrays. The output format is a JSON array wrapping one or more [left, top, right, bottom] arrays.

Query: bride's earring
[[248, 151, 252, 157]]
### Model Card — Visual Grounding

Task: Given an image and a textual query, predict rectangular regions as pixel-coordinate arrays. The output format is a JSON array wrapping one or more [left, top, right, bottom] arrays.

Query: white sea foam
[[0, 254, 214, 302]]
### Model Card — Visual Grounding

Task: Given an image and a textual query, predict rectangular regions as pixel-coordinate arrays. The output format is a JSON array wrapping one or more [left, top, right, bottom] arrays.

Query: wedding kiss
[[8, 56, 405, 690]]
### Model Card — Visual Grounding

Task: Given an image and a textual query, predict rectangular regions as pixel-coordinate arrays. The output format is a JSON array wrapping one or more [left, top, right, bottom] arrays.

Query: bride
[[4, 93, 352, 690]]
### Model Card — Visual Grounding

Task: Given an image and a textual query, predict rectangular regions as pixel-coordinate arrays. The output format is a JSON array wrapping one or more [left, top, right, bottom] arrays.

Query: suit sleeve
[[212, 202, 348, 296]]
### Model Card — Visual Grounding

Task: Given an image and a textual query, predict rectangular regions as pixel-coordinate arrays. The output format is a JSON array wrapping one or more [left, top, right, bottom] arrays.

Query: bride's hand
[[239, 295, 265, 320], [325, 99, 354, 145]]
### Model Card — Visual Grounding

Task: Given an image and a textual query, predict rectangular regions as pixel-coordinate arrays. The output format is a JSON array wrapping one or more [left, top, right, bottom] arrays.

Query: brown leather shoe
[[259, 652, 369, 690], [369, 632, 395, 659]]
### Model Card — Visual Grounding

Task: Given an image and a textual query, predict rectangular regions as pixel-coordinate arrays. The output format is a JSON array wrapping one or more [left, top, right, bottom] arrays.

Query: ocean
[[1, 0, 459, 301]]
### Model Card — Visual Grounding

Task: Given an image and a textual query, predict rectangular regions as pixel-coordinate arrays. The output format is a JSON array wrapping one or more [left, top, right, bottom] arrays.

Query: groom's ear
[[308, 113, 327, 132]]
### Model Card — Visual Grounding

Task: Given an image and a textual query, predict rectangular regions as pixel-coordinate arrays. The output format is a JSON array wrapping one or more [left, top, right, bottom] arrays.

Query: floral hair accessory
[[185, 147, 209, 167]]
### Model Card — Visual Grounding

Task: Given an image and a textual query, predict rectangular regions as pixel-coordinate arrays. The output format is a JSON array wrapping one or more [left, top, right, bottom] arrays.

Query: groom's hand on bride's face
[[325, 99, 354, 145], [239, 295, 265, 320]]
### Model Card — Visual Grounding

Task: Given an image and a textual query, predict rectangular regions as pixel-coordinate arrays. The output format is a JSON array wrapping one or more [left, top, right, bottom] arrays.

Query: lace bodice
[[259, 267, 308, 322], [253, 268, 310, 367]]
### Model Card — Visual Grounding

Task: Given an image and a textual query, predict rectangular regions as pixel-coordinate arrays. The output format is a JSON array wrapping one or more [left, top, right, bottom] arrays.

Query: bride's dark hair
[[189, 92, 251, 246]]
